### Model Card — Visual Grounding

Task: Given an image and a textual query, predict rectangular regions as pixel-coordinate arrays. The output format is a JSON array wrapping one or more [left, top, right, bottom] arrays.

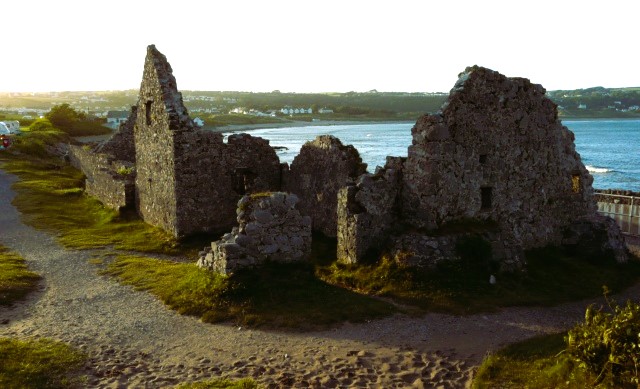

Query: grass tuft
[[0, 245, 41, 305], [175, 378, 259, 389], [0, 337, 86, 388], [472, 333, 591, 388]]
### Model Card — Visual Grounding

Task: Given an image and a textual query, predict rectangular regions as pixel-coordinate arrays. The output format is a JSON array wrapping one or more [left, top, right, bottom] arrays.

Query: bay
[[224, 118, 640, 191]]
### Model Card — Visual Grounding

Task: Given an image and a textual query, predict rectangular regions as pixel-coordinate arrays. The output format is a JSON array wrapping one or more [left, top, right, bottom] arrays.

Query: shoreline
[[204, 119, 415, 134]]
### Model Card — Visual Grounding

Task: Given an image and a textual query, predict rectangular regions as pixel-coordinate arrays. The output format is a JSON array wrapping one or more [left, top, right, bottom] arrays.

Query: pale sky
[[2, 0, 638, 93]]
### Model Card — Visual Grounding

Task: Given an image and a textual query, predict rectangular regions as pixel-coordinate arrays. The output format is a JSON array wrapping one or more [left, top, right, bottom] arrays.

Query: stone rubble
[[197, 192, 312, 274]]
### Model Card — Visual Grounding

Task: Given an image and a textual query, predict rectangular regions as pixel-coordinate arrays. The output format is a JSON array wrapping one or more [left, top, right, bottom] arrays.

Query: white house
[[318, 107, 334, 114], [106, 111, 129, 128], [578, 104, 587, 109]]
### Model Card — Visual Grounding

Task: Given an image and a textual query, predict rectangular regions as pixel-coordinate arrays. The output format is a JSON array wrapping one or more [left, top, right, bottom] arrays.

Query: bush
[[28, 118, 55, 132], [566, 291, 640, 386]]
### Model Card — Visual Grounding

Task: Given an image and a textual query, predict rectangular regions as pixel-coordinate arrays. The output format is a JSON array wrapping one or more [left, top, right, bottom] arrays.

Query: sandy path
[[1, 167, 638, 388]]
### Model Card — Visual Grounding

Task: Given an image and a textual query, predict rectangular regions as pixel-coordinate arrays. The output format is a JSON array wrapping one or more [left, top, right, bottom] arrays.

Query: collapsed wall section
[[337, 157, 404, 263], [197, 192, 312, 274], [94, 106, 137, 163], [285, 135, 366, 237]]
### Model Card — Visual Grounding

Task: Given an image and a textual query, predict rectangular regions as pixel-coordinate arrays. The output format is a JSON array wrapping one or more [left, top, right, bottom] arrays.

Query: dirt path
[[1, 168, 638, 388]]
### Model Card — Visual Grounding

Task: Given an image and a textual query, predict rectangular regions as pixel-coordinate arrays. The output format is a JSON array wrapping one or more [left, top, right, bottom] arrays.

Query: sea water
[[225, 119, 640, 191]]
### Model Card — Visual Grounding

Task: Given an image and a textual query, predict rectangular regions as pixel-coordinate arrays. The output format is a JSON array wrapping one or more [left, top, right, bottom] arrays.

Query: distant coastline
[[205, 119, 415, 134]]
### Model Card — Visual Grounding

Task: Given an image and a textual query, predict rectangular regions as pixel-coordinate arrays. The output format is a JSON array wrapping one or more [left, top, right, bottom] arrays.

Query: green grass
[[103, 254, 396, 329], [0, 133, 179, 254], [176, 378, 259, 389], [472, 333, 592, 388], [0, 245, 41, 305], [318, 246, 640, 314], [0, 337, 86, 388]]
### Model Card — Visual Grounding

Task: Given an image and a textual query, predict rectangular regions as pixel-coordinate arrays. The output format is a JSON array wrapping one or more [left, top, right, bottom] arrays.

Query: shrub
[[566, 290, 640, 386], [28, 118, 55, 132]]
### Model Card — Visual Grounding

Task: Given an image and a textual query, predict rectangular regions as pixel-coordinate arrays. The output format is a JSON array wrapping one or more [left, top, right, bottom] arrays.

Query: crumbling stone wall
[[337, 157, 403, 263], [402, 66, 597, 252], [337, 66, 627, 267], [68, 145, 135, 211], [133, 45, 281, 237], [197, 192, 312, 274], [285, 135, 366, 237], [94, 106, 137, 163]]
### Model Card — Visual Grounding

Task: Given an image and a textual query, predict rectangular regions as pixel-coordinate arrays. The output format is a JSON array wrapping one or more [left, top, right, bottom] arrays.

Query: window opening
[[571, 174, 581, 194], [479, 154, 488, 164], [145, 100, 153, 125], [481, 187, 492, 210]]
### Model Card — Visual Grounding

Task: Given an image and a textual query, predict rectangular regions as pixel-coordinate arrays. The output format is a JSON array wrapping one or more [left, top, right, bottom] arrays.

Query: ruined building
[[337, 66, 627, 268], [70, 46, 626, 274]]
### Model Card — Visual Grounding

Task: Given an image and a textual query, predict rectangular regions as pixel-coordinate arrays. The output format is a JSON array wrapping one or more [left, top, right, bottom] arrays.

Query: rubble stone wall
[[68, 144, 135, 211], [95, 106, 137, 163], [133, 45, 281, 237], [337, 157, 404, 264], [402, 66, 597, 252], [285, 135, 366, 237], [197, 192, 312, 274]]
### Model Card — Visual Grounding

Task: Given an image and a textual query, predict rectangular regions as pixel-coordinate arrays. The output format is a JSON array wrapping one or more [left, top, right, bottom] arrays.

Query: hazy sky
[[2, 0, 638, 93]]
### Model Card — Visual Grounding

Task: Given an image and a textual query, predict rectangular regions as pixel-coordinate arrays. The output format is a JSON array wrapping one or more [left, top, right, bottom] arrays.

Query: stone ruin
[[69, 45, 627, 275], [197, 192, 312, 274], [338, 66, 627, 268]]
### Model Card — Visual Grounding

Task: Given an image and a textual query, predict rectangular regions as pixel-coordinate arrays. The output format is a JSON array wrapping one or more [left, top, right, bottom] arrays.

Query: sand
[[1, 167, 639, 388]]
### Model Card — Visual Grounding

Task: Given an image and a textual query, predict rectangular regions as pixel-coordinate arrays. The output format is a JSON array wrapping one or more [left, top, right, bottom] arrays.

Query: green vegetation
[[318, 246, 640, 314], [548, 87, 640, 119], [204, 113, 284, 127], [0, 337, 86, 388], [176, 378, 259, 389], [103, 255, 396, 329], [0, 130, 178, 254], [0, 245, 40, 305], [473, 333, 588, 388], [45, 103, 110, 136], [474, 296, 640, 388], [566, 293, 640, 387]]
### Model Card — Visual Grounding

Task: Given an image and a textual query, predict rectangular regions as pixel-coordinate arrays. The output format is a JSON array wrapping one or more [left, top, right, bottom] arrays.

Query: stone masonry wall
[[285, 135, 366, 237], [197, 192, 312, 274], [68, 144, 135, 211], [172, 131, 281, 236], [402, 66, 597, 252], [134, 45, 281, 237], [95, 106, 137, 163], [133, 45, 184, 236], [337, 157, 404, 264]]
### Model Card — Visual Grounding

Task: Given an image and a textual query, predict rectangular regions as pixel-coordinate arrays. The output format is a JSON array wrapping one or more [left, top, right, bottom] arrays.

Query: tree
[[45, 104, 86, 130]]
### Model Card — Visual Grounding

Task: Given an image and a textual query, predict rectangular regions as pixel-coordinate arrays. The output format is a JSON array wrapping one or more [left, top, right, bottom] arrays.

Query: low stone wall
[[337, 157, 404, 264], [197, 192, 312, 274], [68, 145, 135, 211]]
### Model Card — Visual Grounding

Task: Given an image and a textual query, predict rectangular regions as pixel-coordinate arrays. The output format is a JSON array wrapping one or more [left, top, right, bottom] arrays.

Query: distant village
[[1, 86, 639, 126]]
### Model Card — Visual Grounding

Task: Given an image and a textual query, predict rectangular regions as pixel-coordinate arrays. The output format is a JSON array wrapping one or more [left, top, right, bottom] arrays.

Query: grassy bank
[[0, 245, 40, 306], [176, 379, 259, 389], [0, 337, 86, 388], [318, 246, 640, 314], [472, 333, 588, 388], [103, 254, 396, 329], [0, 130, 179, 254]]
